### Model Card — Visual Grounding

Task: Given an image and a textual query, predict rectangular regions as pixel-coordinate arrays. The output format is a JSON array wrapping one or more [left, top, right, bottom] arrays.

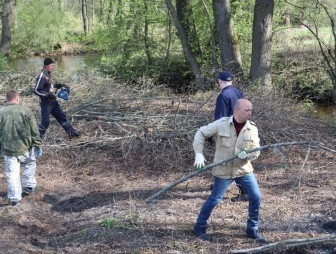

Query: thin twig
[[298, 140, 312, 191], [44, 135, 137, 148]]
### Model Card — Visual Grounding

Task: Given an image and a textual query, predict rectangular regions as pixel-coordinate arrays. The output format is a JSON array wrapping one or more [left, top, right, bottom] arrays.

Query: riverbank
[[0, 71, 335, 253], [27, 42, 101, 58]]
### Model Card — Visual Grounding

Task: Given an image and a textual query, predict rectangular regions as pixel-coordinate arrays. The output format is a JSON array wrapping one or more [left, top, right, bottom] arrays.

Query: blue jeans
[[195, 173, 261, 230]]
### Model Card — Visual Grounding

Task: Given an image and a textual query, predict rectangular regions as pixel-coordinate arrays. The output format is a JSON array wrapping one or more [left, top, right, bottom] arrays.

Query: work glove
[[46, 93, 56, 99], [63, 84, 70, 90], [54, 83, 64, 89], [237, 149, 248, 160], [34, 147, 43, 157], [194, 153, 206, 170]]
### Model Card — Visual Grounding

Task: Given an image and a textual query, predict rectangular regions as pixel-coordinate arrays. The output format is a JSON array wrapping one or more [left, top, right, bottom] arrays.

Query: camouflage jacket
[[0, 102, 42, 156]]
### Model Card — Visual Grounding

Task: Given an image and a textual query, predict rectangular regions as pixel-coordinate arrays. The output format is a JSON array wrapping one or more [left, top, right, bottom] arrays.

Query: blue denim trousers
[[195, 173, 261, 230]]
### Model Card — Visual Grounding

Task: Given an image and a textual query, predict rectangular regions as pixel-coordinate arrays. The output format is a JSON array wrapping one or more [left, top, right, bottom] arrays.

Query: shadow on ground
[[45, 186, 211, 213]]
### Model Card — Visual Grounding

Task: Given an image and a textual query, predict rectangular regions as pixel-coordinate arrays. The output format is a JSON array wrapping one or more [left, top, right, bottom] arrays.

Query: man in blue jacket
[[214, 71, 248, 202], [215, 70, 244, 119]]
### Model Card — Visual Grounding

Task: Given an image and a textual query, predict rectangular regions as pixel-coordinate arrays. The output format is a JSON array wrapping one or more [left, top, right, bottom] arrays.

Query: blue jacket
[[214, 85, 244, 120]]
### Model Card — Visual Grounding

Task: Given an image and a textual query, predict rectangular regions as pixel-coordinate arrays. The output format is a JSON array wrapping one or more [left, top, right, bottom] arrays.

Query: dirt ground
[[0, 72, 335, 254]]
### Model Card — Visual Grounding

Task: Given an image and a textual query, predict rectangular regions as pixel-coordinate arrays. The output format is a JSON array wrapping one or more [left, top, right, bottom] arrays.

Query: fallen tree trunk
[[230, 234, 336, 254], [146, 140, 335, 202]]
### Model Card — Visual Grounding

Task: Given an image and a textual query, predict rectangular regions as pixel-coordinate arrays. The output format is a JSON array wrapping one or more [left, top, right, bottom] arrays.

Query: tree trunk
[[82, 0, 89, 35], [212, 0, 243, 78], [58, 0, 64, 11], [143, 0, 152, 65], [99, 0, 105, 23], [201, 0, 219, 70], [165, 10, 172, 61], [106, 0, 113, 23], [249, 0, 274, 89], [115, 0, 123, 26], [91, 0, 94, 30], [176, 0, 201, 58], [1, 0, 13, 58], [165, 0, 203, 85]]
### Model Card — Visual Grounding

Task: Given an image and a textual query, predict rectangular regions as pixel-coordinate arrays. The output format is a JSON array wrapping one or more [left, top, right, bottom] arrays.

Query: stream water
[[8, 55, 101, 74], [7, 55, 336, 119]]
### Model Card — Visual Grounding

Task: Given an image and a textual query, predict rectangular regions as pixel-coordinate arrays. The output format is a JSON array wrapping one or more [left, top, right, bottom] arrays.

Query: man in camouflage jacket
[[0, 90, 42, 206]]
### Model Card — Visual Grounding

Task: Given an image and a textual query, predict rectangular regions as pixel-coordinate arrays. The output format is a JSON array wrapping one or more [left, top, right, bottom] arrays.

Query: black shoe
[[9, 201, 18, 206], [23, 187, 34, 196], [194, 224, 211, 241], [231, 193, 249, 202], [68, 129, 81, 138], [246, 228, 268, 243], [23, 187, 34, 194]]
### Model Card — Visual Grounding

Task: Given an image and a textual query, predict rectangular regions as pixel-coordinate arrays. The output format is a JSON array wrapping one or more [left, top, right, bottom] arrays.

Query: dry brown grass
[[0, 71, 335, 253]]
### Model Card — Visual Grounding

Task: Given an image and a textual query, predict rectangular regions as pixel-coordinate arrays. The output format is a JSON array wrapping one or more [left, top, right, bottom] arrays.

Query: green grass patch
[[100, 215, 138, 230]]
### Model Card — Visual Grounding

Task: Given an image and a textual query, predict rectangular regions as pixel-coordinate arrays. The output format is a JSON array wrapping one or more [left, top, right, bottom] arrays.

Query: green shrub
[[0, 53, 9, 71], [98, 54, 194, 93]]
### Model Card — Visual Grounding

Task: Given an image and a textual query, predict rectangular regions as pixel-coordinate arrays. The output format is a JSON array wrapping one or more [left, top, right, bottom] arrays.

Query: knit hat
[[44, 57, 55, 66], [217, 71, 233, 81]]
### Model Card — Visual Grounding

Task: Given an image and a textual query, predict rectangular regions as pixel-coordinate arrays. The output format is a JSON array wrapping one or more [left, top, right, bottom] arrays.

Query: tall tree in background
[[58, 0, 64, 11], [106, 0, 113, 23], [143, 0, 152, 65], [99, 0, 105, 23], [165, 0, 203, 84], [212, 0, 243, 78], [249, 0, 274, 89], [201, 0, 219, 70], [82, 0, 89, 35], [91, 0, 94, 30], [1, 0, 13, 57], [176, 0, 201, 59]]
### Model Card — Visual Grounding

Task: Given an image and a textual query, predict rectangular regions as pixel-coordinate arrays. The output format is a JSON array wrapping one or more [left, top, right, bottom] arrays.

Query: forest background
[[0, 0, 335, 106]]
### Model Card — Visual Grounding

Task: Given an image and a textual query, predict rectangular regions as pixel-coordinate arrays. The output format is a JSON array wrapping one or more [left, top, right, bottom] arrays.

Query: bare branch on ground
[[230, 234, 336, 254]]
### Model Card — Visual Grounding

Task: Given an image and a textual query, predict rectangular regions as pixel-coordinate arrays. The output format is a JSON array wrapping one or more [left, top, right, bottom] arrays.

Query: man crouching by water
[[192, 99, 268, 243]]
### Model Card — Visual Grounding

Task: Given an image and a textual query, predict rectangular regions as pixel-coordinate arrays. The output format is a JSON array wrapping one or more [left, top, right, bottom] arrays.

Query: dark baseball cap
[[217, 71, 233, 81]]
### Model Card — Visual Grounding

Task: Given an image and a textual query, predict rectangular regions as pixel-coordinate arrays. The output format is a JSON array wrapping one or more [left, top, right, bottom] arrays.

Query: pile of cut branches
[[1, 71, 335, 173]]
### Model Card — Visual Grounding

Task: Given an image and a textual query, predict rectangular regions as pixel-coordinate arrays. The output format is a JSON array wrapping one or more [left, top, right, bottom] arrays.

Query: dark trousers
[[38, 99, 73, 137]]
